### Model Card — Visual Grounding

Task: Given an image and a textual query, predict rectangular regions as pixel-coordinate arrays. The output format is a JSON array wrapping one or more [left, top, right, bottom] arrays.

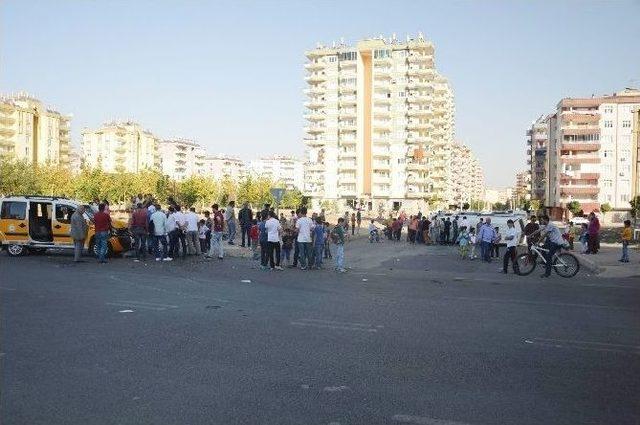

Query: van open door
[[53, 202, 76, 246], [28, 202, 53, 243]]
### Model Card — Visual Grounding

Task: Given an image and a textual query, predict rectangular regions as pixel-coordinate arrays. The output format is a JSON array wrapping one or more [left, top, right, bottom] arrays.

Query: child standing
[[456, 226, 470, 259], [491, 226, 501, 258], [579, 223, 589, 254], [468, 228, 478, 260], [281, 227, 294, 266], [620, 220, 632, 263], [198, 219, 208, 253], [249, 219, 260, 260]]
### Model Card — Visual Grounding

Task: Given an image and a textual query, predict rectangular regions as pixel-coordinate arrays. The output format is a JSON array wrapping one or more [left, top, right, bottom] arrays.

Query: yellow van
[[0, 195, 132, 257]]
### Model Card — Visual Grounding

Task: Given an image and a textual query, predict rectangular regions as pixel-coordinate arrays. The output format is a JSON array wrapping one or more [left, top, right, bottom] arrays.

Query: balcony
[[339, 85, 357, 94], [580, 172, 600, 179], [304, 62, 325, 71], [339, 150, 357, 158], [338, 125, 357, 133], [0, 127, 15, 136], [340, 137, 357, 145], [372, 149, 390, 158], [407, 121, 430, 131], [562, 113, 600, 124], [305, 125, 326, 134], [562, 127, 599, 136], [305, 162, 325, 171], [372, 137, 390, 145], [339, 61, 357, 69], [407, 95, 430, 103], [407, 107, 431, 117], [339, 109, 356, 119], [373, 162, 390, 170], [373, 175, 391, 183], [304, 87, 326, 96], [373, 107, 391, 117], [560, 185, 600, 195], [339, 96, 357, 106], [561, 142, 600, 151], [0, 114, 15, 125], [304, 138, 325, 146], [304, 112, 326, 122], [305, 74, 327, 83], [304, 100, 325, 109], [374, 68, 392, 78], [560, 155, 601, 164], [406, 161, 428, 170], [373, 120, 392, 130]]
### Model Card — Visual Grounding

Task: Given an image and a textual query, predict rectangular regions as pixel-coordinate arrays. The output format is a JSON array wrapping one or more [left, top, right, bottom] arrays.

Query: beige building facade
[[526, 115, 550, 203], [158, 138, 207, 180], [303, 33, 458, 212], [249, 155, 304, 190], [205, 154, 246, 181], [547, 89, 640, 212], [81, 121, 159, 173], [0, 93, 71, 166], [450, 142, 485, 206]]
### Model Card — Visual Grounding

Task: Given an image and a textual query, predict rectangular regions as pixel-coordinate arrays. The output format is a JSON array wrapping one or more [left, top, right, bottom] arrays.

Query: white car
[[569, 216, 589, 226]]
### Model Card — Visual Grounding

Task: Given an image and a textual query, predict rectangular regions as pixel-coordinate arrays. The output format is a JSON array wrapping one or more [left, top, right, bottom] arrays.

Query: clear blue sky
[[2, 0, 639, 186]]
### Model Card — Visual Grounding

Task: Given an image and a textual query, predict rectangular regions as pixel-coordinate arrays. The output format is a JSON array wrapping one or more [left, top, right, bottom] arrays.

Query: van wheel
[[90, 239, 114, 258], [7, 244, 26, 257]]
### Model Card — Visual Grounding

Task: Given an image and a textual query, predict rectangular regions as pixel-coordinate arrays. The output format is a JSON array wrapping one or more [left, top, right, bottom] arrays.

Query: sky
[[2, 0, 639, 187]]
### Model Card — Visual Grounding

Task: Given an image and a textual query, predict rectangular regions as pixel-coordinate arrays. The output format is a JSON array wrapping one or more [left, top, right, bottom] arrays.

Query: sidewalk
[[574, 244, 640, 278]]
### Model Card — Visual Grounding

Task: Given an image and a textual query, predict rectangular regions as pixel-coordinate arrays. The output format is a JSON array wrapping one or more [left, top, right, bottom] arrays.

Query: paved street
[[1, 239, 639, 425]]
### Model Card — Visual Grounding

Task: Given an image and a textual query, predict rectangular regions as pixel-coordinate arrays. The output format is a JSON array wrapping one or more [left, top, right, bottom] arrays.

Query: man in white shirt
[[150, 204, 172, 262], [265, 211, 283, 270], [185, 207, 201, 255], [295, 206, 315, 270], [539, 215, 565, 278], [173, 205, 188, 258], [165, 206, 178, 258], [502, 219, 520, 274]]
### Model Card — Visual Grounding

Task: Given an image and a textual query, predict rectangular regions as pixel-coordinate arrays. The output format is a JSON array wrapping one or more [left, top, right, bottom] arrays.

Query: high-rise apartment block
[[82, 121, 160, 173], [526, 115, 550, 203], [543, 89, 640, 212], [158, 138, 207, 180], [0, 93, 71, 166], [450, 142, 485, 205], [303, 33, 461, 212], [249, 156, 304, 190]]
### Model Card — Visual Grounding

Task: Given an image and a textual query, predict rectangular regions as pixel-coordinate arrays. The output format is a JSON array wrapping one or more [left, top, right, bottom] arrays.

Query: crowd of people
[[69, 195, 634, 274]]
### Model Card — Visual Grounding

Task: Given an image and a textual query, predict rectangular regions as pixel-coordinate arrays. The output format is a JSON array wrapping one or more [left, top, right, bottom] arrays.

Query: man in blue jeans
[[477, 217, 496, 263], [539, 215, 564, 278], [93, 203, 111, 263], [295, 207, 315, 270]]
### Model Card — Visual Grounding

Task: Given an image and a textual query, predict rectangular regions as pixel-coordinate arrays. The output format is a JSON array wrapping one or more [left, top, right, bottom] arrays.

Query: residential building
[[450, 142, 485, 206], [302, 33, 457, 212], [632, 107, 640, 201], [82, 120, 159, 173], [526, 115, 549, 203], [484, 187, 514, 207], [547, 88, 640, 212], [69, 145, 83, 171], [205, 154, 246, 181], [158, 138, 207, 180], [0, 92, 71, 166], [514, 170, 530, 206], [249, 155, 304, 190]]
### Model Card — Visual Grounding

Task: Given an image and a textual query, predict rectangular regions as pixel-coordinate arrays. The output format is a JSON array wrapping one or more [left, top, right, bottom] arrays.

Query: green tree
[[493, 202, 508, 211], [566, 200, 581, 215], [0, 158, 41, 196], [280, 188, 303, 209], [630, 196, 640, 221], [529, 199, 541, 214], [462, 202, 470, 211]]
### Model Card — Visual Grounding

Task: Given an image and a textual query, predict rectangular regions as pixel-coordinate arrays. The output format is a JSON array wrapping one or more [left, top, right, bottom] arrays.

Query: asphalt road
[[1, 239, 639, 425]]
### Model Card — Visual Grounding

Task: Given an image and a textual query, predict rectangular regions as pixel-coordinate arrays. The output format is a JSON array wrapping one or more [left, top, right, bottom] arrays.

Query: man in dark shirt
[[524, 215, 540, 251], [129, 203, 148, 260], [93, 203, 111, 263], [238, 202, 253, 248]]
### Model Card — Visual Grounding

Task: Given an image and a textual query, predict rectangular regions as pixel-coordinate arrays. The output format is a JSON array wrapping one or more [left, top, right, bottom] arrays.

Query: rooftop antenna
[[418, 31, 424, 40]]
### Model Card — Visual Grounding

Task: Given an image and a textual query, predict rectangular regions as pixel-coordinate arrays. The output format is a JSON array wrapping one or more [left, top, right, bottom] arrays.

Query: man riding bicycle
[[538, 215, 565, 278]]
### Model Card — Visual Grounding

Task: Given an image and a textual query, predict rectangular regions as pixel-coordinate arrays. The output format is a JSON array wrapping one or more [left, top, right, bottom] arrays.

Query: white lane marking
[[392, 414, 474, 425], [241, 279, 252, 283], [119, 310, 134, 313], [116, 300, 178, 308], [323, 385, 349, 392], [106, 303, 166, 311], [443, 296, 634, 311], [290, 322, 377, 333], [524, 337, 640, 355], [297, 318, 373, 328]]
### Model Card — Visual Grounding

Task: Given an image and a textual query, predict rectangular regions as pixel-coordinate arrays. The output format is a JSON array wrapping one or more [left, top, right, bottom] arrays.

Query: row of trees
[[0, 158, 305, 210]]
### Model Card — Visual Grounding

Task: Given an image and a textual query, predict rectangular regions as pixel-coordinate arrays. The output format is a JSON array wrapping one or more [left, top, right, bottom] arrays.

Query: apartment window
[[604, 120, 613, 128], [622, 120, 631, 128], [621, 194, 630, 202], [603, 150, 613, 158], [396, 50, 408, 58], [603, 180, 613, 188], [339, 51, 357, 61], [398, 91, 406, 97], [328, 56, 337, 63], [603, 106, 613, 114], [374, 49, 391, 59]]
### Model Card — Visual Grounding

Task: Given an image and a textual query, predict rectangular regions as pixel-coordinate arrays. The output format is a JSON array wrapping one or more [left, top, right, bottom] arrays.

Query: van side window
[[55, 204, 75, 224], [1, 202, 27, 220]]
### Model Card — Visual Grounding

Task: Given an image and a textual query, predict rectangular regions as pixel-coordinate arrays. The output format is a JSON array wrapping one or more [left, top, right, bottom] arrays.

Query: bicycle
[[515, 243, 580, 278]]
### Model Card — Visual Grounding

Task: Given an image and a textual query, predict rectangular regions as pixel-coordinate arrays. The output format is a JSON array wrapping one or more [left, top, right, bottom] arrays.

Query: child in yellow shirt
[[620, 220, 632, 263]]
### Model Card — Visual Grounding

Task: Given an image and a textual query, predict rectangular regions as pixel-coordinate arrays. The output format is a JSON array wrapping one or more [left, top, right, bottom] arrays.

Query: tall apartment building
[[82, 121, 159, 173], [0, 93, 71, 166], [632, 107, 640, 199], [158, 138, 207, 180], [450, 142, 485, 206], [547, 88, 640, 212], [249, 155, 304, 190], [303, 33, 456, 212], [514, 170, 530, 206], [205, 154, 246, 181], [526, 115, 549, 203]]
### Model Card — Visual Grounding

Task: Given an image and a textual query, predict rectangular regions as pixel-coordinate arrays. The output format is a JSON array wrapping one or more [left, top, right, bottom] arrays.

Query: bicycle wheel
[[553, 252, 580, 278], [515, 253, 536, 276]]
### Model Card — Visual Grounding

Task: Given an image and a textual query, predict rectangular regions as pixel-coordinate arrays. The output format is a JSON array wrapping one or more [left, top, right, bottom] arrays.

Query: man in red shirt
[[93, 203, 111, 263], [129, 203, 148, 261]]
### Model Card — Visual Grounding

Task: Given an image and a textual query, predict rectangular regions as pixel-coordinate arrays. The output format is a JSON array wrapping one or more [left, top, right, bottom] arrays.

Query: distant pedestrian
[[281, 227, 294, 266], [587, 212, 600, 254], [491, 226, 501, 258], [225, 201, 237, 245], [205, 204, 225, 260], [185, 207, 201, 255], [150, 204, 171, 262], [456, 226, 470, 259], [313, 217, 326, 268], [539, 215, 564, 278], [356, 209, 362, 234], [198, 219, 208, 253], [129, 203, 149, 261], [250, 219, 260, 260], [579, 223, 589, 253], [265, 211, 283, 270], [238, 202, 253, 248], [70, 205, 88, 262], [332, 217, 346, 272], [295, 207, 315, 270], [477, 218, 496, 262], [620, 220, 632, 263], [524, 216, 540, 251], [350, 213, 356, 236]]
